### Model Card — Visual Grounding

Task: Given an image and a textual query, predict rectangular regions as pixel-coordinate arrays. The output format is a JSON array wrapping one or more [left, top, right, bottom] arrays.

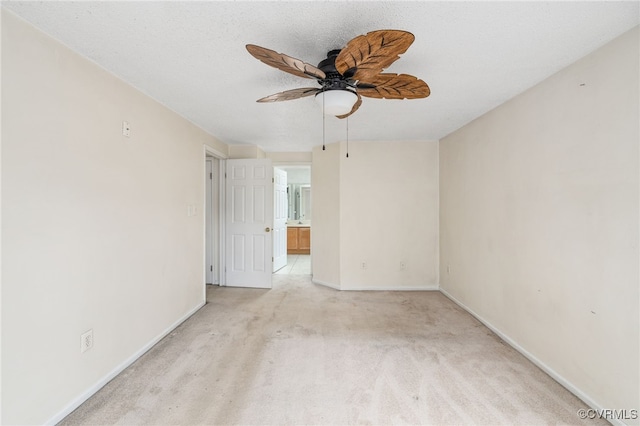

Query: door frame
[[204, 145, 227, 295], [273, 167, 288, 272], [273, 162, 312, 274]]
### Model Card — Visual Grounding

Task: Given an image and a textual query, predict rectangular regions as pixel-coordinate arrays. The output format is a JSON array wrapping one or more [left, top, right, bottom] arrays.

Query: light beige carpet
[[61, 275, 603, 425]]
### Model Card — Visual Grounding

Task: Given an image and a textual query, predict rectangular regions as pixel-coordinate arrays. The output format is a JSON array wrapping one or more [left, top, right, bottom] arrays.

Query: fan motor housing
[[317, 49, 341, 73], [317, 49, 353, 91]]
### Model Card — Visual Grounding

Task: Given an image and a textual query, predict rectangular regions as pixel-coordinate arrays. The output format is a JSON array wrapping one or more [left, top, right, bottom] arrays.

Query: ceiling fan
[[246, 29, 430, 119]]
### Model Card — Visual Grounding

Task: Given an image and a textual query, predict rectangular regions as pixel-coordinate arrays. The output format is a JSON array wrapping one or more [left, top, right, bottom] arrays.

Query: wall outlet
[[360, 261, 367, 270], [81, 329, 93, 353], [400, 261, 406, 270]]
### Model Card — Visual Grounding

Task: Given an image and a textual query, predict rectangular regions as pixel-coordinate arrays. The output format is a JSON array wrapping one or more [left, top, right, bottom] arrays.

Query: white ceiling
[[3, 1, 638, 152]]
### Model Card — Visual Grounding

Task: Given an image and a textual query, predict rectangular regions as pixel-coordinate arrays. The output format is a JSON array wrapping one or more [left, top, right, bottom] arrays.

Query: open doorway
[[274, 165, 312, 275]]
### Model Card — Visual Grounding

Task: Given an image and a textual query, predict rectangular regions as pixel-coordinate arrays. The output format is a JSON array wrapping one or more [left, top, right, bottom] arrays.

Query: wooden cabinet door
[[287, 227, 310, 254], [298, 227, 311, 250], [287, 227, 298, 250]]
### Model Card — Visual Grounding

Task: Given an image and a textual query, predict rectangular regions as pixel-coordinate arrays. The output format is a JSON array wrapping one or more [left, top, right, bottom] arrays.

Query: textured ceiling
[[3, 1, 639, 152]]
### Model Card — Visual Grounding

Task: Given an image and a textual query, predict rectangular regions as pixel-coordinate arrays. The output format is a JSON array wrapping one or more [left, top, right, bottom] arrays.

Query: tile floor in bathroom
[[274, 254, 311, 275]]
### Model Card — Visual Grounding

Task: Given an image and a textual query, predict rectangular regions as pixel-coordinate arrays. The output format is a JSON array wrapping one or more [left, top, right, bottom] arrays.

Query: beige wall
[[1, 12, 224, 424], [228, 144, 265, 159], [311, 143, 341, 287], [230, 147, 312, 162], [340, 141, 439, 289], [312, 140, 439, 290], [440, 26, 639, 416], [267, 151, 312, 164]]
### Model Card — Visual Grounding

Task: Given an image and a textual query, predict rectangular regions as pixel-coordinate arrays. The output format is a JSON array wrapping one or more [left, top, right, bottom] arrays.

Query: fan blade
[[246, 44, 326, 80], [335, 30, 415, 81], [336, 94, 362, 119], [357, 73, 430, 99], [257, 87, 320, 103]]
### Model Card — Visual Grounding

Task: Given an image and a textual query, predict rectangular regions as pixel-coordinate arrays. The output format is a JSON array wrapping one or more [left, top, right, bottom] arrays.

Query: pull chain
[[322, 91, 326, 151], [346, 116, 349, 158]]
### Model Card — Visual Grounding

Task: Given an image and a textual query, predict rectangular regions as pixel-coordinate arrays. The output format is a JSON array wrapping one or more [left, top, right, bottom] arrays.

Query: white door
[[273, 168, 288, 272], [225, 159, 273, 288]]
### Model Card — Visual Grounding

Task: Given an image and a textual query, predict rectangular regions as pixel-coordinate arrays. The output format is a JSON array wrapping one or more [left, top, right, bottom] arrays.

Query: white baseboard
[[311, 277, 341, 290], [342, 284, 440, 291], [45, 301, 206, 426], [438, 288, 627, 426], [311, 277, 440, 292]]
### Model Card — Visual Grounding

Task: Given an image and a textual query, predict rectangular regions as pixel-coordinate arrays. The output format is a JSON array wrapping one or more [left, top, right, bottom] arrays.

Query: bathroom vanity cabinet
[[287, 226, 310, 254]]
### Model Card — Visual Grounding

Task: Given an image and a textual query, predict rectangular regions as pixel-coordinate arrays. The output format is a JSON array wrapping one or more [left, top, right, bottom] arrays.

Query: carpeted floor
[[61, 274, 603, 425]]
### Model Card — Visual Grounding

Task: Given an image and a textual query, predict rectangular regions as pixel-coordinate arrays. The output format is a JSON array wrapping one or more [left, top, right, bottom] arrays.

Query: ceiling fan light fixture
[[315, 89, 358, 116], [247, 30, 429, 119]]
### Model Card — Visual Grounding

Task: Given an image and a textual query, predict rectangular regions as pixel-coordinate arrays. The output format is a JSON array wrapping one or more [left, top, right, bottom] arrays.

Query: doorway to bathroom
[[274, 165, 312, 275]]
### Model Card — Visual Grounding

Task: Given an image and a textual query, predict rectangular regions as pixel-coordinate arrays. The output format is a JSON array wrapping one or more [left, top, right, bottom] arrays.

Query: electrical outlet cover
[[81, 329, 93, 353]]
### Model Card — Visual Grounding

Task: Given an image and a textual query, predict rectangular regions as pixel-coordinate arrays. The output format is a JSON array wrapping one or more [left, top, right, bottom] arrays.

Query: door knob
[[265, 227, 271, 232]]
